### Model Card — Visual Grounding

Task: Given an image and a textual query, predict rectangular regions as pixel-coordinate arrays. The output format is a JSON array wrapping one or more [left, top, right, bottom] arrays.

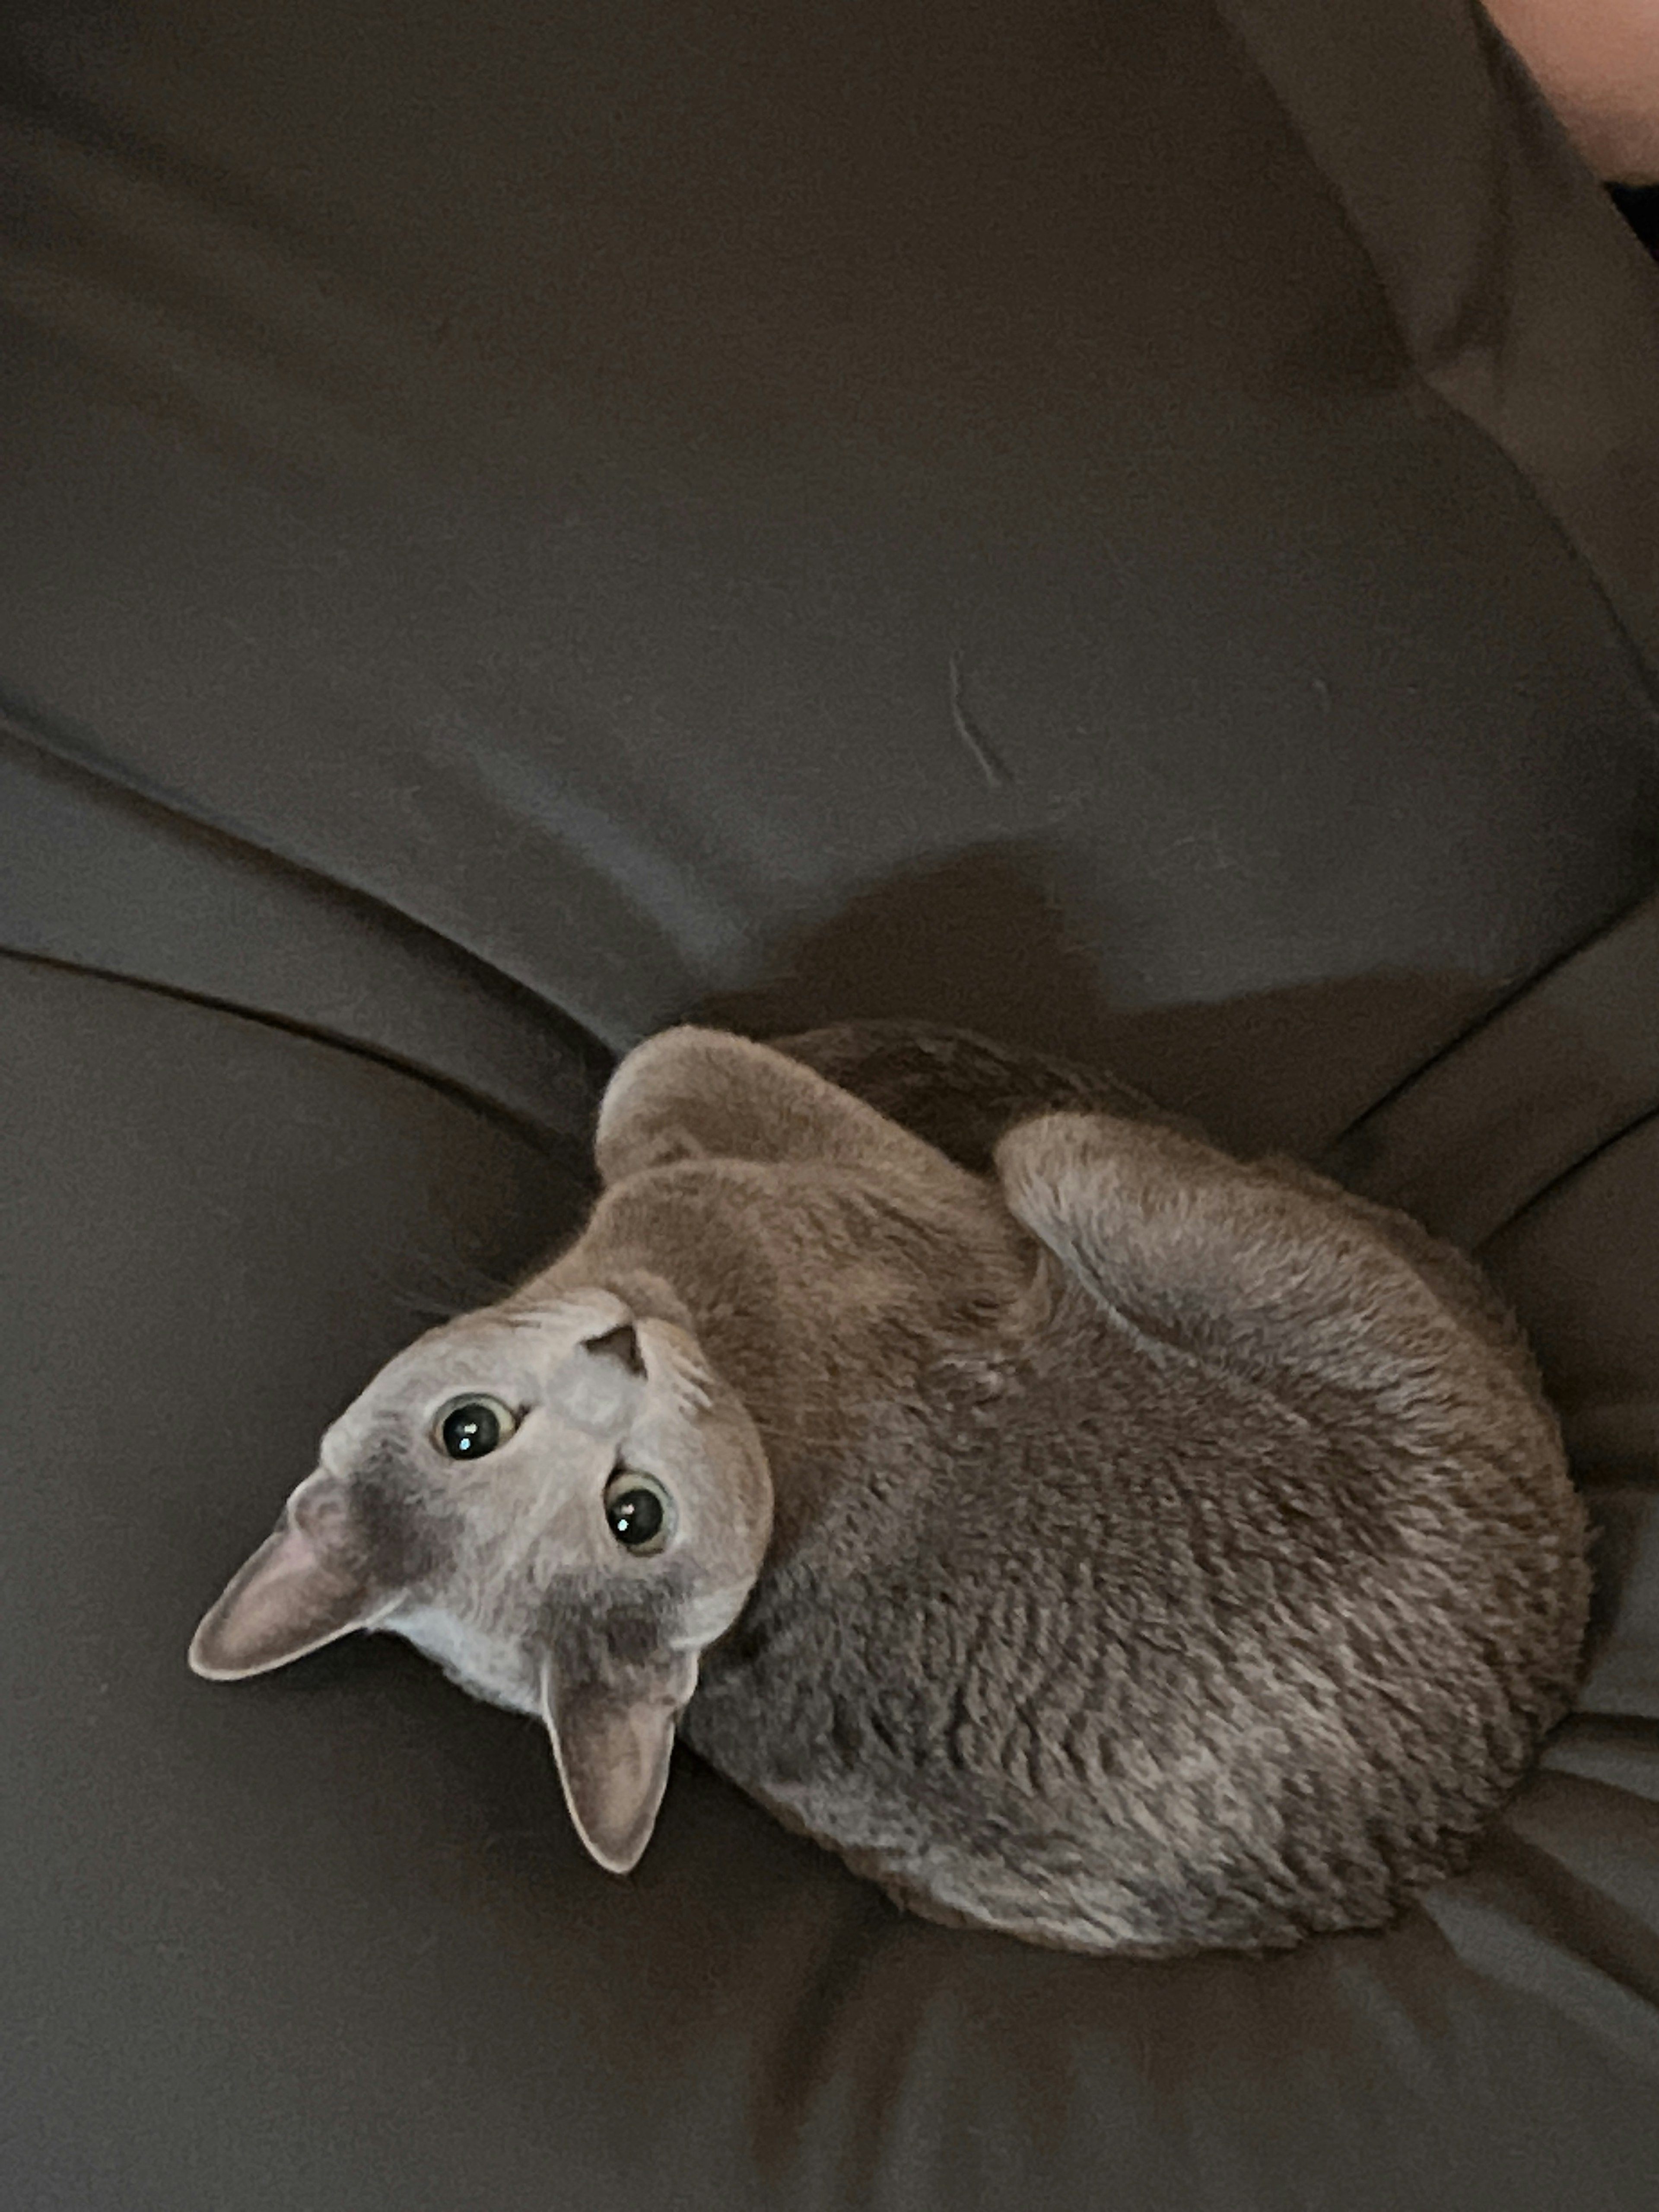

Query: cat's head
[[188, 1285, 773, 1875]]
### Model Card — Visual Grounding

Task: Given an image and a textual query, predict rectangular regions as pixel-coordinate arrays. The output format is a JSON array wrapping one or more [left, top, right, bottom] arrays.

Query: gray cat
[[190, 1020, 1592, 1958]]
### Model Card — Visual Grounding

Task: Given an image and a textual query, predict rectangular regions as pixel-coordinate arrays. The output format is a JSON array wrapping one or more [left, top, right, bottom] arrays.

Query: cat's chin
[[378, 1603, 540, 1717]]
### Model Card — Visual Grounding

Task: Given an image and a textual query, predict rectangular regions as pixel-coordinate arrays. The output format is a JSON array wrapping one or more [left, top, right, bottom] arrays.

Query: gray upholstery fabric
[[3, 2, 1658, 2205]]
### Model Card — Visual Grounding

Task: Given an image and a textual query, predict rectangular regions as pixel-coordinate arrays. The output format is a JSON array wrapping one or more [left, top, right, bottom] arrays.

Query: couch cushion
[[4, 1, 1659, 2205], [3, 0, 1657, 1131], [3, 953, 1657, 2212]]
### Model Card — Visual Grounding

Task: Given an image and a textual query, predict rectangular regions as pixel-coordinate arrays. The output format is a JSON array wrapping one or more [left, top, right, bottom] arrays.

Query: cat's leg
[[1255, 1154, 1541, 1384], [594, 1026, 979, 1197], [994, 1111, 1529, 1420]]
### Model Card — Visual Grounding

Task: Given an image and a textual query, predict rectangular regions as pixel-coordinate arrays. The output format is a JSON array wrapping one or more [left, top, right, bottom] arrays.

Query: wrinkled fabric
[[3, 2, 1658, 2206]]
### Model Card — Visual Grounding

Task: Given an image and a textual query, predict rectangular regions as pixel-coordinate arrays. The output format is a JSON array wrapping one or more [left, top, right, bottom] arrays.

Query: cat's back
[[685, 1199, 1589, 1956], [604, 1024, 1589, 1953], [699, 1273, 1570, 1754]]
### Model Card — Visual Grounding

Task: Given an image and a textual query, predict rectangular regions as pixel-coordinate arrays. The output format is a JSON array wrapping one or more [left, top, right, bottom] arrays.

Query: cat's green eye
[[433, 1395, 520, 1460], [604, 1470, 675, 1555]]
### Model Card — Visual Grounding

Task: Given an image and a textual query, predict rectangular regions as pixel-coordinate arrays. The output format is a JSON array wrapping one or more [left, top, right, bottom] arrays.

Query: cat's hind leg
[[993, 1110, 1532, 1425]]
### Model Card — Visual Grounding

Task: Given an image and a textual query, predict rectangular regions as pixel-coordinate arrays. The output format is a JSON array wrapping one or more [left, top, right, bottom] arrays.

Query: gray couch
[[3, 2, 1658, 2205]]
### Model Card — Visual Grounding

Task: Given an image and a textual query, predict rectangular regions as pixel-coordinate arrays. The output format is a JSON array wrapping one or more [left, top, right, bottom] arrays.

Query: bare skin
[[1484, 0, 1659, 184]]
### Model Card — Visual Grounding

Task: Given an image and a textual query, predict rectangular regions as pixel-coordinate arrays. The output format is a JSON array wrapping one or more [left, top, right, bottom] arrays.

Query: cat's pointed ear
[[584, 1319, 645, 1375], [188, 1471, 393, 1680], [555, 1314, 653, 1432], [539, 1644, 699, 1875]]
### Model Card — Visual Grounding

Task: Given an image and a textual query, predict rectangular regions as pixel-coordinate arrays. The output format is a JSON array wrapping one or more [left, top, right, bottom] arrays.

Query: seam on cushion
[[1322, 880, 1659, 1160], [0, 692, 613, 1073], [1424, 1849, 1659, 2079], [0, 942, 599, 1175], [1475, 1101, 1659, 1252]]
